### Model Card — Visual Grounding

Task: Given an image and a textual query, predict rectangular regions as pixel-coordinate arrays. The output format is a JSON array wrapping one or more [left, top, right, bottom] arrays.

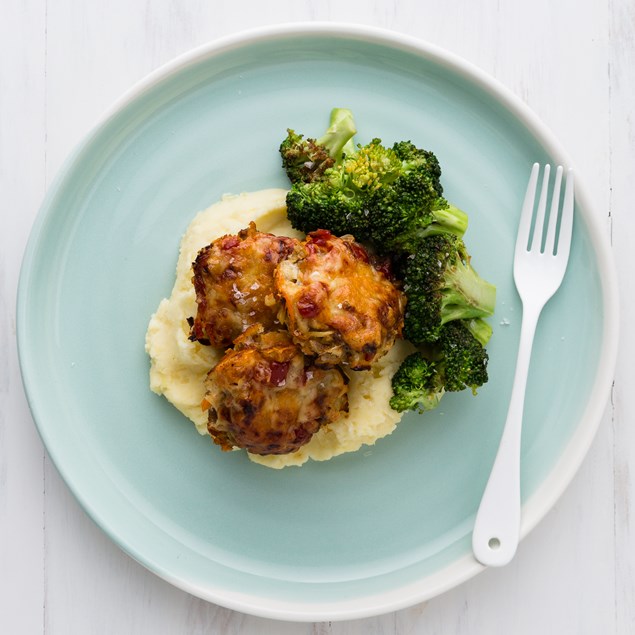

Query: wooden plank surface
[[1, 0, 630, 632]]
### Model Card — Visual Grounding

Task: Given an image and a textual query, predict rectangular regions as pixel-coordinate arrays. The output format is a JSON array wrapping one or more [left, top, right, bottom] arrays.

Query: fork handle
[[472, 303, 542, 566]]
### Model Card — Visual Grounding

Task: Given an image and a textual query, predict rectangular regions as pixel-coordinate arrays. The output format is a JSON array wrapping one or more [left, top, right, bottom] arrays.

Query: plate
[[17, 24, 618, 620]]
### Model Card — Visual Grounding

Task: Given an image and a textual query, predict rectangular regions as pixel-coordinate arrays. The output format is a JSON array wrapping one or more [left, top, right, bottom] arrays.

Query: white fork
[[472, 163, 575, 567]]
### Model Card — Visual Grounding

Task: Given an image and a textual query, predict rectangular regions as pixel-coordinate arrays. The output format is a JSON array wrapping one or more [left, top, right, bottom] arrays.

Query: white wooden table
[[2, 1, 632, 633]]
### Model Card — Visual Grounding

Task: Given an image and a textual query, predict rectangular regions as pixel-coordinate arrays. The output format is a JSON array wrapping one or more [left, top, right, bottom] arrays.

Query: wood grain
[[1, 0, 630, 633], [609, 1, 635, 633], [0, 1, 46, 633]]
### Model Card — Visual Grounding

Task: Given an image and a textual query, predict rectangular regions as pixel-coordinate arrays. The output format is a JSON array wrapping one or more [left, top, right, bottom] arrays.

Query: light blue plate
[[17, 24, 618, 621]]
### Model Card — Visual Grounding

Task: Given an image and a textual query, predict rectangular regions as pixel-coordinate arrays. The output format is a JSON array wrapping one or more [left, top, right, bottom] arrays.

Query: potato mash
[[145, 189, 413, 468]]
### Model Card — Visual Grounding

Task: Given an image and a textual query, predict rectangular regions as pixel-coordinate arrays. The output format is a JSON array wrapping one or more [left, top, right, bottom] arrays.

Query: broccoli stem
[[317, 108, 357, 164], [399, 204, 469, 245], [440, 260, 497, 324], [428, 204, 469, 237], [465, 318, 493, 347]]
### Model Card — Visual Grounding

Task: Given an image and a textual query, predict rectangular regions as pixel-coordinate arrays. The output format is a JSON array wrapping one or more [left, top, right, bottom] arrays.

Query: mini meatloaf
[[275, 229, 406, 370], [204, 324, 349, 455], [189, 222, 298, 348]]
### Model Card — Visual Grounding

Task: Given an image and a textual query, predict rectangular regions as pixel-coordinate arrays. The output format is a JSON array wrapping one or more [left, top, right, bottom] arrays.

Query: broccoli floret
[[439, 321, 489, 393], [367, 142, 468, 251], [279, 108, 357, 184], [341, 138, 403, 190], [400, 234, 496, 344], [286, 136, 404, 240], [282, 110, 467, 246], [285, 168, 373, 240], [390, 320, 489, 413], [392, 140, 443, 194], [370, 188, 468, 253], [389, 351, 445, 413]]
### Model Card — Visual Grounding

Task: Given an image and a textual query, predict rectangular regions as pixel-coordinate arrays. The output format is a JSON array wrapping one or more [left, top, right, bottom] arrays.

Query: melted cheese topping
[[276, 231, 405, 369], [145, 189, 413, 468]]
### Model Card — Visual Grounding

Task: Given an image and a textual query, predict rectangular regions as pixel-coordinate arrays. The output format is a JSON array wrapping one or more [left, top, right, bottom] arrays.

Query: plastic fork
[[472, 163, 575, 567]]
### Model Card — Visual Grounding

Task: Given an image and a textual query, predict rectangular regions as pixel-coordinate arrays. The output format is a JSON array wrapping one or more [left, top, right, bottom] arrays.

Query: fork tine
[[516, 162, 540, 254], [544, 165, 564, 254], [555, 168, 574, 260], [530, 164, 551, 252]]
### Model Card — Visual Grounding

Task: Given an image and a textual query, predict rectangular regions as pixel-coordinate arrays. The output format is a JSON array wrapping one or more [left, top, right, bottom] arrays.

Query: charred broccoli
[[388, 351, 445, 413], [366, 141, 468, 251], [284, 139, 389, 240], [279, 108, 357, 184], [389, 320, 490, 413], [281, 109, 468, 248], [400, 233, 496, 344]]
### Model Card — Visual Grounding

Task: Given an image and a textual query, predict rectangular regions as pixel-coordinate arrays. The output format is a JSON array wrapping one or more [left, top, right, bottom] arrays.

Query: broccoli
[[285, 137, 403, 240], [400, 233, 496, 345], [281, 109, 468, 248], [279, 108, 357, 184], [464, 317, 493, 347], [389, 351, 445, 413], [439, 321, 489, 392], [366, 141, 468, 251], [390, 320, 489, 413]]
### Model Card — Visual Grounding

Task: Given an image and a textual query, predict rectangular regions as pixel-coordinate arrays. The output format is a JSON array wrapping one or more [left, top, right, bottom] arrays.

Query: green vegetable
[[366, 140, 468, 252], [388, 350, 445, 414], [281, 108, 467, 246], [279, 108, 357, 184], [390, 320, 489, 413], [399, 233, 496, 345]]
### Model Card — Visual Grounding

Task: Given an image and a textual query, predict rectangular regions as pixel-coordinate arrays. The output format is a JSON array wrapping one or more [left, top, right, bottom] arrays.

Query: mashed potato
[[145, 189, 413, 468]]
